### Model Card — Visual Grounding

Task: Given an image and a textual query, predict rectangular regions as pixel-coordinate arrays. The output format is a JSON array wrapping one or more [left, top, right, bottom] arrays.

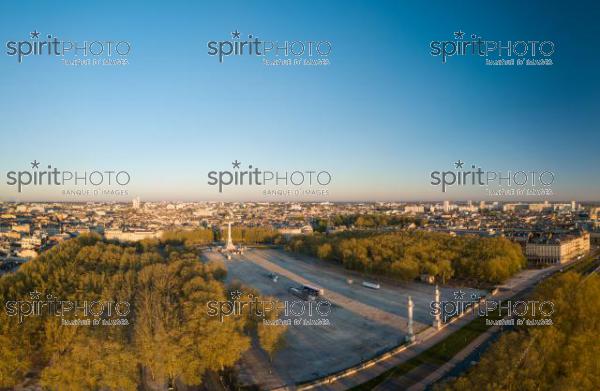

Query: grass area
[[351, 311, 503, 391]]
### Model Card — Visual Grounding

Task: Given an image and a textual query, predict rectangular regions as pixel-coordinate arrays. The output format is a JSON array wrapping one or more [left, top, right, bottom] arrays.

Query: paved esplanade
[[243, 250, 421, 332]]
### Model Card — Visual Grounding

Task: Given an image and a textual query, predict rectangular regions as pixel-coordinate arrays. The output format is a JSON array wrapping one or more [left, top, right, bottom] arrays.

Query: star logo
[[30, 290, 41, 300], [232, 160, 241, 169], [232, 30, 241, 39], [454, 160, 464, 169], [453, 290, 466, 300], [230, 290, 242, 300], [31, 160, 40, 169], [30, 30, 40, 39], [454, 30, 465, 39]]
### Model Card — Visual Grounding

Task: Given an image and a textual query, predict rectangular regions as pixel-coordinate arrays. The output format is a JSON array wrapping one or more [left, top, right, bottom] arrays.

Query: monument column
[[433, 285, 442, 330], [406, 295, 415, 343], [225, 222, 235, 251]]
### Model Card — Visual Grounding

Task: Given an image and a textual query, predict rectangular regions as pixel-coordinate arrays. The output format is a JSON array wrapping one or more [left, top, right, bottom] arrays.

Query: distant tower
[[433, 285, 442, 330], [571, 200, 577, 211], [406, 296, 415, 343], [225, 222, 235, 251], [443, 200, 450, 213], [132, 196, 141, 210]]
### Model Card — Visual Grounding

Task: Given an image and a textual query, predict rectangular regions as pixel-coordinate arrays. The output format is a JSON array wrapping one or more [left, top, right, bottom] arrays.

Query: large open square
[[203, 248, 486, 388]]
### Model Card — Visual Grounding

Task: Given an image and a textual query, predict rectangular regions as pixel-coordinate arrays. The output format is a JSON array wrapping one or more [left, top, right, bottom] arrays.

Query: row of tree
[[161, 228, 214, 246], [227, 226, 281, 245], [0, 233, 287, 390], [439, 271, 600, 390], [287, 231, 526, 285], [161, 226, 281, 246], [312, 213, 423, 232]]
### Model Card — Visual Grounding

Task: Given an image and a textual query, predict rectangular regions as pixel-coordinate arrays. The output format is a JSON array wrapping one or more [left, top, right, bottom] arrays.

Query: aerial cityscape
[[1, 199, 598, 266], [1, 198, 598, 389], [2, 0, 599, 390]]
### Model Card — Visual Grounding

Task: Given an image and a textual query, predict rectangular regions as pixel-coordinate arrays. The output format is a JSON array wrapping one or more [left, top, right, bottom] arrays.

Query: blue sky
[[1, 0, 598, 202]]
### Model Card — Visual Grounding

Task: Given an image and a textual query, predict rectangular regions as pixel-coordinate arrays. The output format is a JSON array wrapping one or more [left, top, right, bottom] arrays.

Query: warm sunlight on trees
[[288, 231, 525, 285], [0, 234, 255, 390]]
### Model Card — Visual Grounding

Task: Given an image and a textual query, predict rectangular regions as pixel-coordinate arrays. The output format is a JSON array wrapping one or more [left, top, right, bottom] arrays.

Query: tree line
[[312, 213, 423, 232], [287, 231, 526, 285], [161, 226, 281, 246], [438, 271, 600, 390]]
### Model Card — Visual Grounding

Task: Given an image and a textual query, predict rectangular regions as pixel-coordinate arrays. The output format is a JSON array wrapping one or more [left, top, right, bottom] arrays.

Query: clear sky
[[1, 0, 598, 202]]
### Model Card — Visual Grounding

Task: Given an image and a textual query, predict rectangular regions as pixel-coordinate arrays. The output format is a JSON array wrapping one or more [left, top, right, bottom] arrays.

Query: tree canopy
[[287, 231, 526, 285], [0, 233, 266, 390]]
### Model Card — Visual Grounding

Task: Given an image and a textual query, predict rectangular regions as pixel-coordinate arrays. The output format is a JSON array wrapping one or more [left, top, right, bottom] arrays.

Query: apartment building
[[526, 231, 590, 264]]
